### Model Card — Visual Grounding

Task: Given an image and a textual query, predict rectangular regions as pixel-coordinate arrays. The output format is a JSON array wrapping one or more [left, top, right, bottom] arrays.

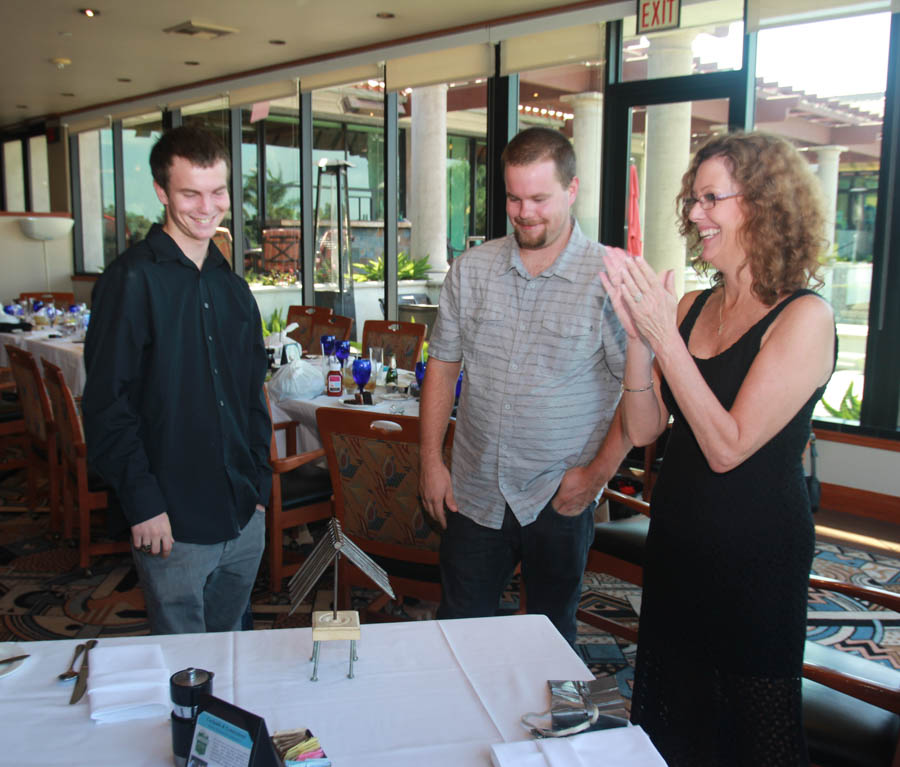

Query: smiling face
[[154, 155, 229, 258], [505, 159, 577, 253], [687, 155, 746, 270]]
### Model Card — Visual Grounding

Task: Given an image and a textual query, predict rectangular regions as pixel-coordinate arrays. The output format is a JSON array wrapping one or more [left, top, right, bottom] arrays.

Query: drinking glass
[[352, 358, 372, 395], [336, 340, 351, 368], [369, 346, 384, 385], [320, 334, 336, 358], [414, 361, 426, 388]]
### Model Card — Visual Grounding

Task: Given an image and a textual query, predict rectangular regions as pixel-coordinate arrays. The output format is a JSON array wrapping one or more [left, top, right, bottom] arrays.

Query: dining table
[[0, 614, 638, 767], [0, 327, 87, 396]]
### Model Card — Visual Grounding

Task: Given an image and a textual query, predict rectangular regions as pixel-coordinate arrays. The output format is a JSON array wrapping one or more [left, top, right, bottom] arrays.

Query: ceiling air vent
[[163, 20, 239, 41]]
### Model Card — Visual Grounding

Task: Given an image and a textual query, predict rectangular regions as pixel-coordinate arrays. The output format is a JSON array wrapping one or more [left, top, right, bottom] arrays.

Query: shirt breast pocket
[[463, 307, 507, 362], [537, 314, 601, 372]]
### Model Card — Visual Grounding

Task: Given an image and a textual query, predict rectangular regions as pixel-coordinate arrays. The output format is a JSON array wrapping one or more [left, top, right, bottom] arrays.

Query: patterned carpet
[[2, 467, 898, 696]]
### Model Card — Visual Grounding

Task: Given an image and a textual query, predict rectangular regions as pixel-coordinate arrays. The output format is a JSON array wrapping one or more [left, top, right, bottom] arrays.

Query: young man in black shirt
[[83, 126, 271, 634]]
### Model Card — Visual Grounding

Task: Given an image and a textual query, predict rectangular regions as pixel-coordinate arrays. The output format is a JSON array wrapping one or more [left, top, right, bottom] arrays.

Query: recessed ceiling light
[[376, 11, 395, 19], [184, 61, 200, 66], [61, 92, 76, 97], [532, 92, 539, 98], [79, 8, 100, 17], [117, 77, 132, 82], [269, 39, 286, 45], [16, 104, 28, 109]]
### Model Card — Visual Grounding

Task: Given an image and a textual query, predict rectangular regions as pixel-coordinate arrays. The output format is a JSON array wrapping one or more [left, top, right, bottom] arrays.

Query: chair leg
[[78, 472, 91, 570], [48, 438, 61, 532], [25, 447, 38, 515], [62, 465, 75, 540]]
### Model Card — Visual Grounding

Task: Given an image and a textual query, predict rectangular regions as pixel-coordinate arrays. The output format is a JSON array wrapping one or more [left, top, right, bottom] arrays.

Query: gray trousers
[[133, 509, 265, 635]]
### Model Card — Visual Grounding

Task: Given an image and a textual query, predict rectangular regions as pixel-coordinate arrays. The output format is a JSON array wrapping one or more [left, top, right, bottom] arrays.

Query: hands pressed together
[[598, 247, 678, 352]]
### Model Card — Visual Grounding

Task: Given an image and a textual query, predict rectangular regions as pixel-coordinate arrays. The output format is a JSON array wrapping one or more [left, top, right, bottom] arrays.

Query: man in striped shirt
[[419, 127, 630, 644]]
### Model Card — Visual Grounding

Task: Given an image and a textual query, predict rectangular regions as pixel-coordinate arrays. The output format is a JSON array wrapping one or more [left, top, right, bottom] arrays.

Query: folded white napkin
[[86, 644, 170, 724], [491, 726, 667, 767]]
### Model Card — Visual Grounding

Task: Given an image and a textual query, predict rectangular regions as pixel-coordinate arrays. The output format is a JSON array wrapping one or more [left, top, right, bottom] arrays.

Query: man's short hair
[[149, 125, 230, 192], [501, 127, 576, 187]]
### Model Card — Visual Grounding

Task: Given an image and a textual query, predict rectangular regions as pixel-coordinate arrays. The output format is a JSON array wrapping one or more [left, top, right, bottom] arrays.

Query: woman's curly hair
[[677, 131, 827, 305]]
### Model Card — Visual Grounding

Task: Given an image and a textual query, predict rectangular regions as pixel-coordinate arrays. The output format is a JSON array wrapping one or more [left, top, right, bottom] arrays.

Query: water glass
[[369, 346, 384, 384]]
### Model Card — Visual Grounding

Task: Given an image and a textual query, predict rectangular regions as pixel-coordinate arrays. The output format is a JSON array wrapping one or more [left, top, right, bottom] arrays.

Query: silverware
[[58, 643, 86, 682], [0, 654, 29, 666], [69, 639, 97, 704]]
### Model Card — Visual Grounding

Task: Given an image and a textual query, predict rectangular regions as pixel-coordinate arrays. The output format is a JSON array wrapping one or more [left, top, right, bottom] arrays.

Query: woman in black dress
[[599, 132, 835, 766]]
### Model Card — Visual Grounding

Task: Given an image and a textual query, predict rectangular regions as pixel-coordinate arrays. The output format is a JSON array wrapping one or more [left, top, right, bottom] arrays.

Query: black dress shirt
[[83, 224, 272, 544]]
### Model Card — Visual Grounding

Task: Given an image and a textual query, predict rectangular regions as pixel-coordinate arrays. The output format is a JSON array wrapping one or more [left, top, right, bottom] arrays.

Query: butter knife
[[0, 654, 29, 666], [69, 639, 97, 704]]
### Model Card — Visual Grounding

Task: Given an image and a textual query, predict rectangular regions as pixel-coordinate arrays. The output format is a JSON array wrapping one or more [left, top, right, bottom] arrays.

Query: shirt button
[[219, 400, 224, 407], [214, 368, 219, 375], [504, 403, 511, 410], [511, 362, 519, 371], [204, 302, 209, 309], [208, 335, 213, 341]]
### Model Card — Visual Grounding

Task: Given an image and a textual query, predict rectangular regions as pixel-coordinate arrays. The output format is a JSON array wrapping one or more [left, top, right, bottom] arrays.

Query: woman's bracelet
[[622, 380, 654, 393]]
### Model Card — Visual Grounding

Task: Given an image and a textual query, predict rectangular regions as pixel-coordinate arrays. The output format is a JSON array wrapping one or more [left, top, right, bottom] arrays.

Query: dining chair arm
[[273, 420, 299, 456], [271, 447, 326, 474], [809, 575, 900, 612], [802, 661, 900, 715], [602, 488, 651, 517]]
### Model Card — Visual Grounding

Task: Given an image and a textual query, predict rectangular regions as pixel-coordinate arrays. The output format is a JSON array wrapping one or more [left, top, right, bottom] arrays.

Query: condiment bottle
[[326, 356, 343, 397]]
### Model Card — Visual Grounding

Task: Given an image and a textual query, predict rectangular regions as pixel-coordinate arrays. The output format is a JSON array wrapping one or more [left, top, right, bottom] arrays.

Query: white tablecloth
[[272, 393, 420, 454], [0, 615, 602, 767], [0, 329, 86, 396]]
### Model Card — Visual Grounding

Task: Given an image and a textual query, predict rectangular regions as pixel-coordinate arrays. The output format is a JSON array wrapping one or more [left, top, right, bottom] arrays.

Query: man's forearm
[[586, 406, 631, 487], [419, 358, 460, 465]]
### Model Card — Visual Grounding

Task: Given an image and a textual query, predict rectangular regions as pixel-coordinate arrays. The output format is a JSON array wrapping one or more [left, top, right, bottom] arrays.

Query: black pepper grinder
[[170, 667, 214, 767]]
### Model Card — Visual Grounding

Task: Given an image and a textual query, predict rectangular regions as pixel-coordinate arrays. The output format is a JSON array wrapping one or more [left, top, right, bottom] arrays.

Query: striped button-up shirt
[[429, 221, 626, 529]]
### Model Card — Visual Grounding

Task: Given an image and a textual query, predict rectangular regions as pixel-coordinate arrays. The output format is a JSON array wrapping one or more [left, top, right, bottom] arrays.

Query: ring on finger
[[140, 543, 152, 553], [633, 292, 643, 302]]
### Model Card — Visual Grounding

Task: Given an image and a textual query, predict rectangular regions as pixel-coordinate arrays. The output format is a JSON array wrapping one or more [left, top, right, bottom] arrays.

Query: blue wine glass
[[336, 340, 351, 368], [352, 358, 372, 395], [455, 369, 464, 399], [320, 334, 336, 358], [415, 361, 426, 388]]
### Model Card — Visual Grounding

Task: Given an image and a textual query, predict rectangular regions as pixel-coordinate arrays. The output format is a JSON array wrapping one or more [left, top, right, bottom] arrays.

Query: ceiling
[[1, 0, 599, 130]]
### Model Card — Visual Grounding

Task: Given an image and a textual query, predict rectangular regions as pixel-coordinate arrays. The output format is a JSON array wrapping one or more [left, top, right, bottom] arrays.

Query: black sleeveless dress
[[630, 288, 831, 767]]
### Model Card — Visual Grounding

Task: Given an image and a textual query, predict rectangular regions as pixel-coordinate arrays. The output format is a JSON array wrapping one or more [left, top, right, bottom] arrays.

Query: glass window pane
[[77, 130, 107, 272], [622, 0, 744, 82], [122, 113, 164, 248], [28, 135, 50, 212], [755, 12, 890, 426], [4, 140, 25, 210], [240, 108, 260, 253]]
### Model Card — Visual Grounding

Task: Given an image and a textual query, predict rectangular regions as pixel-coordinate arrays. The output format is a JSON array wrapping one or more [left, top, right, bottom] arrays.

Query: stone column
[[643, 31, 694, 298], [410, 84, 449, 281], [814, 145, 847, 257], [561, 92, 603, 241]]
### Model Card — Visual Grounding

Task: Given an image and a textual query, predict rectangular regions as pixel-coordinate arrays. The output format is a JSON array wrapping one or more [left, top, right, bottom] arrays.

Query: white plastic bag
[[268, 359, 325, 401]]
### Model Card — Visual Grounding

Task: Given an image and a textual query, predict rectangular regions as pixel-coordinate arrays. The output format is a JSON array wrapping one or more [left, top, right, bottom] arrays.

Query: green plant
[[352, 252, 431, 282], [262, 307, 285, 339], [821, 381, 862, 420]]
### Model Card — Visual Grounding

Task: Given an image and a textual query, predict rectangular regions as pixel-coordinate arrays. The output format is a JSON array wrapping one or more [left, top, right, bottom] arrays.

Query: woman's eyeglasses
[[682, 192, 742, 214]]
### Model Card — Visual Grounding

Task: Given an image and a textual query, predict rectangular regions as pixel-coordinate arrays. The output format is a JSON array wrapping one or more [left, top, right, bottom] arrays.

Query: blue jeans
[[437, 499, 595, 645], [133, 508, 265, 635]]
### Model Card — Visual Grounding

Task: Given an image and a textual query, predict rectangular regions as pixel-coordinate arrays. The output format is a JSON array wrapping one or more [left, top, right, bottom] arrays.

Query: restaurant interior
[[0, 0, 899, 765]]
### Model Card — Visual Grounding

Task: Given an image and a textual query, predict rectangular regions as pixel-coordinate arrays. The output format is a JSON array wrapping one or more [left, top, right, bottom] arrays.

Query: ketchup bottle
[[326, 356, 343, 397]]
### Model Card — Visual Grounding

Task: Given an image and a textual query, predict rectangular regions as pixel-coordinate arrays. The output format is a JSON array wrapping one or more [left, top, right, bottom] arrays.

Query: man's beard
[[513, 220, 547, 250]]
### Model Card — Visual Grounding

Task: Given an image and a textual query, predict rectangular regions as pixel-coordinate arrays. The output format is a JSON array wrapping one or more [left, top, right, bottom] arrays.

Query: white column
[[643, 31, 694, 298], [814, 145, 847, 256], [410, 84, 449, 280], [561, 92, 603, 241]]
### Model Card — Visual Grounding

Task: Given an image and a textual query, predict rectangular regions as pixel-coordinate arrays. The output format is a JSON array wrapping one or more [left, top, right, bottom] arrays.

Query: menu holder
[[187, 695, 280, 767]]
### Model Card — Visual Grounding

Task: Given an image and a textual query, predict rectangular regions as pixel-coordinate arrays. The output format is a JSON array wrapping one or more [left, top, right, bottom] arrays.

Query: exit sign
[[636, 0, 681, 34]]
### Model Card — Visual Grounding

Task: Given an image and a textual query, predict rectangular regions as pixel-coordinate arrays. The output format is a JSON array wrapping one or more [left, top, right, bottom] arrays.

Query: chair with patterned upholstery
[[316, 407, 454, 620], [42, 360, 130, 568], [5, 346, 61, 530], [311, 314, 353, 345], [361, 320, 426, 372], [286, 305, 333, 350], [578, 491, 900, 767], [264, 387, 333, 591], [261, 227, 301, 274]]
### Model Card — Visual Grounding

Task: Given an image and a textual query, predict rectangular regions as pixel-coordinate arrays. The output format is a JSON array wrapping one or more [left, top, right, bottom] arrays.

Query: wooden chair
[[285, 305, 333, 350], [263, 387, 333, 591], [211, 227, 233, 266], [4, 346, 61, 529], [578, 491, 900, 767], [19, 292, 75, 305], [361, 320, 427, 372], [42, 360, 130, 568], [316, 407, 454, 620], [261, 227, 301, 273], [311, 314, 353, 345], [0, 367, 26, 476]]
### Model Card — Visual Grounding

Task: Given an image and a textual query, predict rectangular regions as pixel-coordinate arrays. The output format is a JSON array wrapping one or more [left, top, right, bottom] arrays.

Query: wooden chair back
[[316, 408, 453, 612], [5, 345, 60, 529], [19, 292, 75, 305], [261, 228, 300, 273], [211, 227, 233, 266], [361, 320, 426, 372], [286, 305, 333, 349], [311, 314, 353, 345], [0, 366, 26, 474], [40, 359, 83, 472]]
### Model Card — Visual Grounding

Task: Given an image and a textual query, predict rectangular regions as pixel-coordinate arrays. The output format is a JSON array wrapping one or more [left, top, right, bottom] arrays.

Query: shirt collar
[[498, 218, 588, 282], [146, 223, 227, 271]]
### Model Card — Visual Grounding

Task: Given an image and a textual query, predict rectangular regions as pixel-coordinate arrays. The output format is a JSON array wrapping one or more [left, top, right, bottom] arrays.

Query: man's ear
[[568, 176, 579, 206], [153, 181, 169, 208]]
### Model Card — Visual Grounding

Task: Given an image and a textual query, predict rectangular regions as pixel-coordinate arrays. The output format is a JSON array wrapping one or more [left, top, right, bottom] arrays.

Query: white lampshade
[[18, 216, 74, 241]]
